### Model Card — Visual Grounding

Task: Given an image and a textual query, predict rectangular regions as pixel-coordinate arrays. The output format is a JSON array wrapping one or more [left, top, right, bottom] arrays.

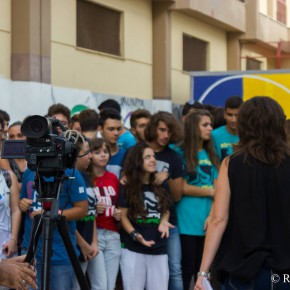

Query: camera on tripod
[[21, 115, 78, 176], [1, 115, 91, 290]]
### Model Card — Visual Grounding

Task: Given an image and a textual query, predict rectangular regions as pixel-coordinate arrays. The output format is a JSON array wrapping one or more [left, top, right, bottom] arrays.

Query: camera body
[[25, 133, 76, 173], [21, 115, 78, 176]]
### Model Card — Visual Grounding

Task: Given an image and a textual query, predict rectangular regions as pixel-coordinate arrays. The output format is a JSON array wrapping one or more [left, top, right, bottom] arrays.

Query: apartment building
[[0, 0, 289, 106]]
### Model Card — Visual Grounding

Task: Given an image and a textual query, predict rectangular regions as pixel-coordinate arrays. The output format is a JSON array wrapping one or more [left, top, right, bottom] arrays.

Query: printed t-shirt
[[118, 184, 167, 255], [94, 170, 119, 232], [212, 125, 239, 161], [176, 149, 218, 236], [20, 168, 88, 265]]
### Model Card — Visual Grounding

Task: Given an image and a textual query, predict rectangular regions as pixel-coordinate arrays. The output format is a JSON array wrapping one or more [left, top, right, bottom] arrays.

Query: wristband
[[130, 230, 139, 241], [197, 271, 211, 279]]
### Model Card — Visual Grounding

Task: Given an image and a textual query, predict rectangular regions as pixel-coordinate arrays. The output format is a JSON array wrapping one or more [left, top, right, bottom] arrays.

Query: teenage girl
[[72, 139, 98, 290], [119, 142, 173, 290], [175, 110, 219, 290], [89, 138, 121, 290]]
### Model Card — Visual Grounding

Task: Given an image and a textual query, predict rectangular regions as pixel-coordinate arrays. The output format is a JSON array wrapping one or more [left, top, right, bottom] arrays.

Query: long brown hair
[[123, 142, 170, 220], [182, 109, 219, 172], [144, 111, 183, 144], [234, 96, 290, 165]]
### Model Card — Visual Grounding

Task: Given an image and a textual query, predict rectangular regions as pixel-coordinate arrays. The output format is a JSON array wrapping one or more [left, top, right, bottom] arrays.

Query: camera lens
[[31, 120, 44, 133], [21, 115, 51, 138]]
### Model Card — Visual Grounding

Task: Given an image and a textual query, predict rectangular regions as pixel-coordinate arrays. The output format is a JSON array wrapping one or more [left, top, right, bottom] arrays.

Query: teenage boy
[[47, 103, 71, 128], [145, 111, 184, 290], [99, 109, 125, 179], [118, 108, 152, 151], [79, 109, 99, 140], [212, 96, 243, 161], [130, 109, 152, 143]]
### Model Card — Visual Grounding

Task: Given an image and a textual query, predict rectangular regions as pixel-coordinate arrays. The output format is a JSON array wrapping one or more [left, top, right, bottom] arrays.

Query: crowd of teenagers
[[0, 96, 290, 290]]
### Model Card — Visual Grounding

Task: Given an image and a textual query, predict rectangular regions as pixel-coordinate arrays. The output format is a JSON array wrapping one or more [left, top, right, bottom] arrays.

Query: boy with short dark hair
[[212, 96, 243, 161], [99, 109, 125, 179]]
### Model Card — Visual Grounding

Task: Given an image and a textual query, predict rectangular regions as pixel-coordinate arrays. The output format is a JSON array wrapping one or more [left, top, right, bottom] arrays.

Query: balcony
[[242, 8, 290, 52], [171, 0, 246, 32], [258, 13, 289, 47]]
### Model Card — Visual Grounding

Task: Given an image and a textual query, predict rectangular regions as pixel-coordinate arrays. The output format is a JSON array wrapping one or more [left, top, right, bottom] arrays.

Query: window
[[183, 34, 208, 72], [246, 57, 261, 70], [77, 0, 122, 56], [277, 0, 287, 25]]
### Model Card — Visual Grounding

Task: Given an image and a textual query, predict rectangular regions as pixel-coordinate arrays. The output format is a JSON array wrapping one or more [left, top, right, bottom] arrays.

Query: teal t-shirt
[[212, 125, 239, 161], [118, 130, 136, 152], [176, 149, 218, 236]]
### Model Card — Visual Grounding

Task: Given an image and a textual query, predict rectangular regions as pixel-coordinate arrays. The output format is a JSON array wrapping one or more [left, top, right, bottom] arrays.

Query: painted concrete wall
[[241, 44, 268, 70], [0, 0, 11, 79], [0, 78, 173, 126], [259, 0, 290, 27], [259, 0, 268, 15], [287, 0, 290, 26], [171, 11, 227, 105], [51, 0, 153, 100]]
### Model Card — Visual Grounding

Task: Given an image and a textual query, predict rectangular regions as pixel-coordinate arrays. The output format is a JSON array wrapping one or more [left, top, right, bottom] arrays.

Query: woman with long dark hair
[[119, 142, 173, 290], [194, 97, 290, 290], [173, 109, 219, 290]]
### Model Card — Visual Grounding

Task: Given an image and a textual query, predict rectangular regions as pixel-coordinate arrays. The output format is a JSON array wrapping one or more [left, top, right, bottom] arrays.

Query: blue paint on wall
[[192, 75, 243, 107]]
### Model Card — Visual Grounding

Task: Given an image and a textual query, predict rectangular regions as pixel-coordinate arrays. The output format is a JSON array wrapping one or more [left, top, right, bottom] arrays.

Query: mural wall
[[0, 78, 173, 127], [191, 70, 290, 118]]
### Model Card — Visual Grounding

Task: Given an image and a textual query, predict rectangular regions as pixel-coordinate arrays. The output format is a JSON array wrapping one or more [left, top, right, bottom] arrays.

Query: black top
[[76, 172, 97, 262], [216, 153, 290, 281], [155, 146, 184, 225], [118, 184, 168, 255]]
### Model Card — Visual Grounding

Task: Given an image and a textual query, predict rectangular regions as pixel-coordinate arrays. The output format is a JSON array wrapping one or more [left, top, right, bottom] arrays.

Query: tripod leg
[[23, 212, 55, 290], [56, 216, 90, 290], [41, 211, 55, 290], [24, 214, 42, 264]]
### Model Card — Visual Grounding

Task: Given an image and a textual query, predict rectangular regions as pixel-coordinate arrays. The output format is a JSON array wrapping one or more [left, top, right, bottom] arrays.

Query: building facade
[[0, 0, 289, 107]]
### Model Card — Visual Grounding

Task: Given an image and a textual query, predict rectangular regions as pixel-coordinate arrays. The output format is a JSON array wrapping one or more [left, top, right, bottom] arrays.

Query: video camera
[[21, 115, 78, 176], [1, 115, 78, 176]]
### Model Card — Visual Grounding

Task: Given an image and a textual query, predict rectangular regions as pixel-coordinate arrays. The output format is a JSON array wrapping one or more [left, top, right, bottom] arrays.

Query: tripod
[[24, 174, 90, 290]]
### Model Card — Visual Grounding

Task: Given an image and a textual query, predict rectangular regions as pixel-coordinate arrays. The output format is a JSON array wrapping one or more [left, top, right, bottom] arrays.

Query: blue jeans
[[222, 268, 290, 290], [167, 226, 183, 290], [36, 263, 73, 290], [91, 229, 121, 290], [71, 258, 98, 290], [22, 247, 73, 290]]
